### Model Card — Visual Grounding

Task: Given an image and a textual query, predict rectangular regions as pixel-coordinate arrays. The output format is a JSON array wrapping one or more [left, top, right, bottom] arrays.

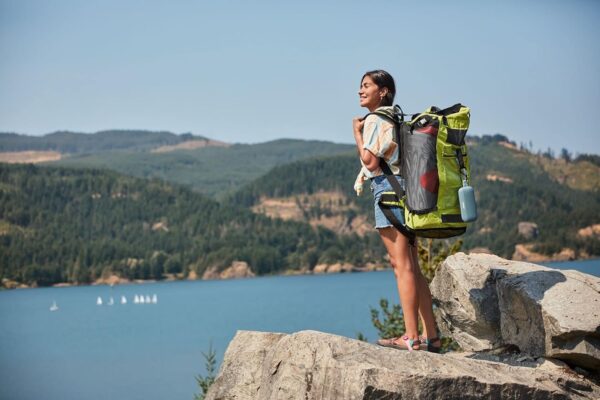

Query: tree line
[[230, 138, 600, 259], [0, 164, 385, 287]]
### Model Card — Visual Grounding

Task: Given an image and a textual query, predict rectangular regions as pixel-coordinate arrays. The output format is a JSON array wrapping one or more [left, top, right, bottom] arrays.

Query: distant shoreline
[[2, 257, 599, 291]]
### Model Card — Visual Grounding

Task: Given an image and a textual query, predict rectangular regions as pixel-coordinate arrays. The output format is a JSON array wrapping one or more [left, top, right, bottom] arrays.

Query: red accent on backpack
[[420, 169, 439, 193], [414, 125, 438, 136]]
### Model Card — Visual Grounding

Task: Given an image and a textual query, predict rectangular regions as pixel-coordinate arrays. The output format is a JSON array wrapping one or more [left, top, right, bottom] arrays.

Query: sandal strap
[[401, 335, 421, 352], [420, 336, 442, 353]]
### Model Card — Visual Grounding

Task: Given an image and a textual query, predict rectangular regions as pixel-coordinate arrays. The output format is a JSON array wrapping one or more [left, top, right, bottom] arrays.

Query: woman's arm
[[353, 117, 379, 171]]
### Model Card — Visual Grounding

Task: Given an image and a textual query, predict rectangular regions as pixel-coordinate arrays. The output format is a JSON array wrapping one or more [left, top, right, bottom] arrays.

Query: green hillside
[[0, 130, 202, 153], [51, 139, 355, 198], [229, 137, 600, 259], [467, 139, 600, 256], [0, 164, 385, 287], [2, 134, 598, 289]]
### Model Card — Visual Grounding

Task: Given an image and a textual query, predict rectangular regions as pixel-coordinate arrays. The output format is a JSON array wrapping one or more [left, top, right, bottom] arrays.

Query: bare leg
[[378, 227, 420, 343], [410, 244, 437, 339]]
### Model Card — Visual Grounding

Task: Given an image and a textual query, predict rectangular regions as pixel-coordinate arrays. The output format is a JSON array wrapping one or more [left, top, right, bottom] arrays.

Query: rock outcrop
[[150, 138, 230, 153], [578, 224, 600, 239], [512, 243, 576, 262], [202, 261, 256, 280], [1, 277, 30, 289], [92, 273, 131, 286], [312, 262, 355, 274], [206, 330, 599, 400], [0, 150, 62, 164], [518, 221, 539, 239], [250, 191, 371, 237], [430, 253, 600, 370], [486, 173, 514, 183]]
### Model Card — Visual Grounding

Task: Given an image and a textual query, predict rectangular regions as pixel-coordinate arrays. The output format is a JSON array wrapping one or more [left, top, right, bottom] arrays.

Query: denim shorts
[[370, 175, 406, 229]]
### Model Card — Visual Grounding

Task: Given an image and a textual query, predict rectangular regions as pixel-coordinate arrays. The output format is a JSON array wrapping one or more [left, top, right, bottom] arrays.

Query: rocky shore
[[205, 253, 600, 400], [2, 251, 597, 290]]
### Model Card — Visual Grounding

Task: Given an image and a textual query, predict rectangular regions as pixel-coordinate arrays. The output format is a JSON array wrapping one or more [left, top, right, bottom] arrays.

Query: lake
[[0, 259, 598, 400]]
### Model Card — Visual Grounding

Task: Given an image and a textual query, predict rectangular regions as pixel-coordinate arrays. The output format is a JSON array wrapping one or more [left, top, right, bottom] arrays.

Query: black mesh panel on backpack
[[402, 119, 439, 214]]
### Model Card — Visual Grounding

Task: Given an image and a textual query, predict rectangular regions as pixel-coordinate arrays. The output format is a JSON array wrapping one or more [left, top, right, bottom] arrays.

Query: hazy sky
[[1, 0, 599, 154]]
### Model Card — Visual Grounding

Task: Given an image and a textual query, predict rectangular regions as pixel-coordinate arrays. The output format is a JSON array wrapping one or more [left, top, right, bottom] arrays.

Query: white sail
[[97, 296, 103, 306], [140, 295, 145, 304], [134, 295, 139, 304], [151, 294, 158, 304], [50, 301, 58, 311], [145, 295, 151, 303], [121, 295, 127, 304]]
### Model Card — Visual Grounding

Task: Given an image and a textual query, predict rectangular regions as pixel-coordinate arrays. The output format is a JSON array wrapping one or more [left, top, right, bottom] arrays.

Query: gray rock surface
[[205, 330, 599, 400], [430, 253, 600, 370]]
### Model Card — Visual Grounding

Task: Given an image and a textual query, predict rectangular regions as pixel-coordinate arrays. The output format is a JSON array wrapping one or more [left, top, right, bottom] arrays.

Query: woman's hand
[[353, 117, 364, 136]]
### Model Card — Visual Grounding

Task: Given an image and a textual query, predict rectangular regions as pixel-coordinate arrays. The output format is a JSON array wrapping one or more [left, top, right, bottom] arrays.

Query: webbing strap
[[363, 111, 402, 125], [379, 201, 416, 246], [379, 160, 405, 198], [456, 149, 465, 170], [441, 214, 464, 223], [363, 106, 415, 245], [378, 161, 415, 246], [379, 192, 403, 205]]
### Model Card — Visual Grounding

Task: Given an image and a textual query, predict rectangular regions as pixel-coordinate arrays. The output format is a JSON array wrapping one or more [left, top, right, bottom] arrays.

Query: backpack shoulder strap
[[363, 104, 405, 124], [379, 159, 405, 197], [365, 106, 415, 245]]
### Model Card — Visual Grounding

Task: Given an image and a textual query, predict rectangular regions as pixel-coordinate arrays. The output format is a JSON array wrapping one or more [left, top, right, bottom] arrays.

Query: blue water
[[543, 258, 600, 277], [0, 271, 399, 400], [0, 259, 598, 400]]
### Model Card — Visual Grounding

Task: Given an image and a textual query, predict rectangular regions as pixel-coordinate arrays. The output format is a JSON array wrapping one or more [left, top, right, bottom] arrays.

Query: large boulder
[[430, 253, 600, 370], [206, 330, 599, 400]]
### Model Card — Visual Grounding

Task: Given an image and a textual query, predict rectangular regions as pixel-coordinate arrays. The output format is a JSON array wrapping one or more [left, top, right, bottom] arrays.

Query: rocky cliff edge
[[206, 253, 600, 400]]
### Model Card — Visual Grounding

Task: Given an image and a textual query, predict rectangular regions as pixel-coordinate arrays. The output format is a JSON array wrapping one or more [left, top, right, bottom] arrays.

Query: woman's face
[[358, 75, 387, 111]]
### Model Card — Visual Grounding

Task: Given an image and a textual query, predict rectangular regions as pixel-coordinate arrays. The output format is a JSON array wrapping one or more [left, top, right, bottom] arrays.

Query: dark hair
[[361, 70, 396, 107]]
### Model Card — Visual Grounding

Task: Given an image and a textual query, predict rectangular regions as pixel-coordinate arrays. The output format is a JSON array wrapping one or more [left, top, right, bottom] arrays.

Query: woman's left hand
[[352, 117, 364, 135]]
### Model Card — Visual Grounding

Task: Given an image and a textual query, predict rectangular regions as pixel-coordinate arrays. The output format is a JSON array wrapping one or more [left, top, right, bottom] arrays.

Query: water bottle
[[458, 177, 477, 222]]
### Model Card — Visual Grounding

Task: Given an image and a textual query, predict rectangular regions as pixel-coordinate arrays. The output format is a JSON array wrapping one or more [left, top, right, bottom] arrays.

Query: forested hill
[[1, 131, 355, 198], [0, 130, 210, 154], [228, 136, 600, 259], [2, 134, 598, 288], [0, 164, 385, 287], [52, 139, 356, 198]]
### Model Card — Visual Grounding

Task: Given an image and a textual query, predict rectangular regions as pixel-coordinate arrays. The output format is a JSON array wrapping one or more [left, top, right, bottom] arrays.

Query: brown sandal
[[376, 336, 421, 352]]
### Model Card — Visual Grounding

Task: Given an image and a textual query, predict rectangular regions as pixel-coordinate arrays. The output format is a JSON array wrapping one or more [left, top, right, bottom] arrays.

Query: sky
[[1, 0, 599, 155]]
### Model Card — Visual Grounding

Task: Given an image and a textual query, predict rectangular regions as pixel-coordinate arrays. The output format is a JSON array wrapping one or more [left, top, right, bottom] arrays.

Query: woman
[[352, 70, 441, 352]]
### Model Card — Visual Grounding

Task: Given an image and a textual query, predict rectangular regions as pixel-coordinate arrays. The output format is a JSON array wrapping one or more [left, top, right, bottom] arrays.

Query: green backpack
[[371, 104, 473, 243]]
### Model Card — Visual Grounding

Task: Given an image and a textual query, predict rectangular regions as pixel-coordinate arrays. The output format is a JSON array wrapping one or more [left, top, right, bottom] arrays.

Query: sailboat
[[50, 300, 59, 312], [145, 295, 151, 303], [97, 296, 103, 306], [134, 295, 140, 304], [121, 295, 127, 305], [151, 294, 158, 304], [139, 295, 145, 304]]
